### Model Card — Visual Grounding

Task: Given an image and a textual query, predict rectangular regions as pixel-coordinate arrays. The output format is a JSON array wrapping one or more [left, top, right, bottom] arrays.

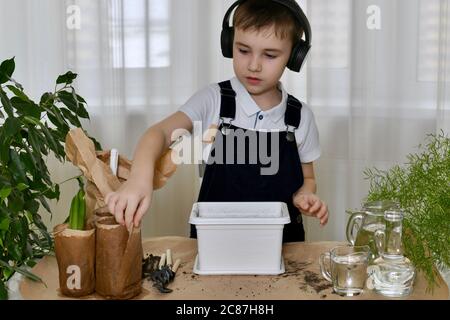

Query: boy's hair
[[233, 0, 304, 45]]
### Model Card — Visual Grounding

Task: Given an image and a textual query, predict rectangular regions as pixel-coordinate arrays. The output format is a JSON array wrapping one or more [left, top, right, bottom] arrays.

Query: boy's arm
[[129, 111, 193, 183], [296, 162, 317, 194], [106, 111, 193, 228], [292, 162, 329, 226]]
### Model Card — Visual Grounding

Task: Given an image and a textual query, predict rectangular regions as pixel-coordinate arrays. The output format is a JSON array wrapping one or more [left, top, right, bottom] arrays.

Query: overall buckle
[[286, 125, 296, 142], [220, 117, 233, 135]]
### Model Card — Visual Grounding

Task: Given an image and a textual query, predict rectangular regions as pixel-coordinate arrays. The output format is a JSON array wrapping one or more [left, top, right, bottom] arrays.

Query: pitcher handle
[[346, 211, 364, 245], [374, 229, 385, 257], [319, 252, 332, 282]]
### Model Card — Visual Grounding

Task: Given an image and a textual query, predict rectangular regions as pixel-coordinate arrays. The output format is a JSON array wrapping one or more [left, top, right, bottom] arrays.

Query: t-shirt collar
[[230, 77, 287, 124]]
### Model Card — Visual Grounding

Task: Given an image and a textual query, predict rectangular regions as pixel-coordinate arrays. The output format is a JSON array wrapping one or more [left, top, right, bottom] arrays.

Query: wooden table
[[19, 236, 448, 300]]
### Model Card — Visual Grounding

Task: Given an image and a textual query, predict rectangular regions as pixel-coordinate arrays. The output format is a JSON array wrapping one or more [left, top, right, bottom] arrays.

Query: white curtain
[[0, 0, 449, 241], [302, 0, 450, 241]]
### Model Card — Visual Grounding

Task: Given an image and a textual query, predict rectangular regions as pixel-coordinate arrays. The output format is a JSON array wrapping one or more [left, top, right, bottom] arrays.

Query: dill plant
[[364, 131, 450, 290]]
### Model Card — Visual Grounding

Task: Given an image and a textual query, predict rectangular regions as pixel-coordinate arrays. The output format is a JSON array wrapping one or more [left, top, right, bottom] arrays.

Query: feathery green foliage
[[364, 131, 450, 290]]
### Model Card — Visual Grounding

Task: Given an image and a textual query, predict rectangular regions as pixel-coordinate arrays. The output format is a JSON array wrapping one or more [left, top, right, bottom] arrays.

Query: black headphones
[[221, 0, 312, 72]]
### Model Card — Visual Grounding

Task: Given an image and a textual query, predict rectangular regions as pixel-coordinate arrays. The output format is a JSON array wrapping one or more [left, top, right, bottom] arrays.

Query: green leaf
[[0, 216, 10, 231], [37, 195, 51, 213], [40, 125, 62, 158], [26, 260, 37, 268], [16, 183, 29, 191], [44, 108, 70, 139], [56, 71, 77, 85], [2, 117, 21, 140], [28, 128, 46, 156], [22, 142, 42, 175], [0, 142, 10, 164], [23, 116, 41, 126], [0, 109, 4, 119], [31, 215, 51, 246], [42, 184, 60, 200], [89, 134, 103, 151], [0, 175, 11, 187], [24, 199, 39, 214], [39, 92, 54, 107], [58, 91, 77, 110], [6, 85, 30, 102], [76, 102, 89, 119], [5, 264, 43, 284], [0, 57, 15, 84], [19, 151, 36, 177], [9, 150, 28, 183], [75, 94, 86, 103], [6, 240, 22, 261], [71, 90, 89, 119], [19, 127, 29, 140], [60, 107, 81, 127], [19, 216, 30, 247], [59, 91, 89, 119], [8, 192, 24, 213], [0, 187, 12, 201], [10, 97, 41, 118], [2, 266, 13, 279], [0, 279, 7, 300], [0, 217, 10, 231], [0, 87, 14, 117], [68, 194, 78, 229]]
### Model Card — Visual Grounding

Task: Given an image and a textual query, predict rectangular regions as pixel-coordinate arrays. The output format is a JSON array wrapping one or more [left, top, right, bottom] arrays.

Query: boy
[[105, 0, 328, 242]]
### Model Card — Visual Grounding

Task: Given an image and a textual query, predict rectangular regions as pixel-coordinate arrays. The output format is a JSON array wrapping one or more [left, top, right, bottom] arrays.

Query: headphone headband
[[222, 0, 311, 46]]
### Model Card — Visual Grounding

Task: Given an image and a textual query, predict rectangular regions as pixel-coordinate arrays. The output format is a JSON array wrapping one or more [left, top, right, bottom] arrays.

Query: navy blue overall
[[190, 80, 305, 242]]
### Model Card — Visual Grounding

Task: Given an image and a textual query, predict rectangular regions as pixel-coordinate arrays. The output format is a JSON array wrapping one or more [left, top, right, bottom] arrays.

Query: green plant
[[68, 177, 86, 231], [0, 57, 101, 299], [364, 131, 450, 290]]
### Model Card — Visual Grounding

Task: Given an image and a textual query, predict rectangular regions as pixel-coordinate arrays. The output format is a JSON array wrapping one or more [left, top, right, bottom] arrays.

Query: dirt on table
[[302, 270, 333, 293], [168, 258, 332, 298], [274, 259, 332, 295]]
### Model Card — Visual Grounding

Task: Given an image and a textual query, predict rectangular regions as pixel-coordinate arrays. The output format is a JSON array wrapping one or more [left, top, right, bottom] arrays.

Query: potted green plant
[[54, 177, 96, 297], [364, 131, 450, 290], [0, 57, 100, 299]]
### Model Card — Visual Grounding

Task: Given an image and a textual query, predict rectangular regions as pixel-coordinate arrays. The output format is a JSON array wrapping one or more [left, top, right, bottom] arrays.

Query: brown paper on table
[[65, 128, 177, 218]]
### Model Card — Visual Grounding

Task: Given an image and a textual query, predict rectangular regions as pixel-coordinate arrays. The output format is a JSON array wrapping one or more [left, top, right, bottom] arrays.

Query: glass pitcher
[[374, 210, 404, 261], [346, 200, 400, 261], [368, 209, 416, 297]]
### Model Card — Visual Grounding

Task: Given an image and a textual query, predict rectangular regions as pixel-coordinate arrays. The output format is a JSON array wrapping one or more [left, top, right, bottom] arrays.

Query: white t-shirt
[[179, 77, 321, 163]]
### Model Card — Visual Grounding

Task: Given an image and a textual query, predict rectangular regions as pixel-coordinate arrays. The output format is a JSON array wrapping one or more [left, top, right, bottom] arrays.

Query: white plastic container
[[189, 202, 290, 275]]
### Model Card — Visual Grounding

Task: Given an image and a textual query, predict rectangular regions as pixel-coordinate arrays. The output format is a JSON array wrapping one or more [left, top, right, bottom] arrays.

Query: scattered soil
[[142, 255, 332, 297], [302, 270, 332, 293], [284, 260, 312, 276]]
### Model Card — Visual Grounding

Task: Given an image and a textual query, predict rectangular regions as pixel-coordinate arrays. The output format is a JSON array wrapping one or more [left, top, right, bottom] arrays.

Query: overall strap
[[285, 95, 302, 129], [218, 80, 237, 120]]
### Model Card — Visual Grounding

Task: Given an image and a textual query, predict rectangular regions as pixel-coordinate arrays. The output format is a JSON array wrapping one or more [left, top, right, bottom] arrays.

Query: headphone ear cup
[[221, 27, 235, 58], [287, 41, 310, 72]]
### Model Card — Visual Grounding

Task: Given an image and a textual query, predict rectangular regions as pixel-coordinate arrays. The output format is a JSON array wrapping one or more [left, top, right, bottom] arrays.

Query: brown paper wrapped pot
[[95, 216, 143, 299], [53, 224, 96, 297]]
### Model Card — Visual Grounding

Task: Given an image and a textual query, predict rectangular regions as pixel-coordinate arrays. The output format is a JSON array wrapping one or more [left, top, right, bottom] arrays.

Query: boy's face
[[233, 25, 292, 98]]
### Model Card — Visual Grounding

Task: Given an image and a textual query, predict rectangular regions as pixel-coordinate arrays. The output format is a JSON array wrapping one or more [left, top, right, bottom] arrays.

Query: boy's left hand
[[293, 192, 329, 226]]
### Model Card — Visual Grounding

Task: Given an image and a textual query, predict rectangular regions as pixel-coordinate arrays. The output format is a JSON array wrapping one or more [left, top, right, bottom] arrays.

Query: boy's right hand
[[105, 179, 153, 229]]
